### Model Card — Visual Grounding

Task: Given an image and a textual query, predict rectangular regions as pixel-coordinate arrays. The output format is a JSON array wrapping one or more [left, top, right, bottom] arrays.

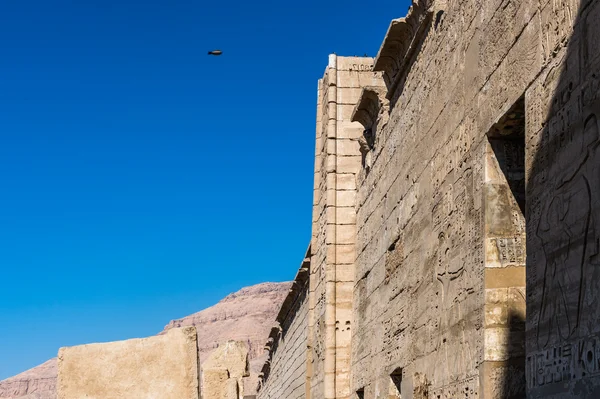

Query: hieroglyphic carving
[[541, 0, 575, 62], [527, 333, 600, 388], [496, 237, 526, 266], [535, 113, 600, 350], [436, 242, 465, 310], [434, 166, 478, 310], [430, 376, 478, 399], [313, 317, 325, 362]]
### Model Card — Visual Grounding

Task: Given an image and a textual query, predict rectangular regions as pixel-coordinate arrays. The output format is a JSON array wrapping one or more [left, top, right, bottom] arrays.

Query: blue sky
[[0, 0, 407, 379]]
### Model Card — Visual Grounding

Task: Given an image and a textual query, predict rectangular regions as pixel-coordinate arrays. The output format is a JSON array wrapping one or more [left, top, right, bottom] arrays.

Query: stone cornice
[[351, 86, 389, 129], [373, 0, 434, 100]]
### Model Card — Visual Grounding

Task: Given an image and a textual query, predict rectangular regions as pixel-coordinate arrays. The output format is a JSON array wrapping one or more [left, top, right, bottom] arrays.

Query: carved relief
[[430, 376, 478, 399], [541, 0, 575, 62], [495, 236, 526, 266], [527, 332, 600, 388], [535, 113, 600, 350], [314, 317, 325, 362], [436, 241, 465, 311]]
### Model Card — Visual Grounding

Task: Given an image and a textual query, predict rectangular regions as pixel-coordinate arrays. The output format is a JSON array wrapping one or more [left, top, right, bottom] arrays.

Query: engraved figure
[[435, 232, 469, 385], [436, 246, 465, 310], [536, 114, 600, 349]]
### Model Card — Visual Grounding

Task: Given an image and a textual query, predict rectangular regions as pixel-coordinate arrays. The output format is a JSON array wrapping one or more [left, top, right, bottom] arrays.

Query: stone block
[[336, 173, 357, 191], [326, 224, 356, 245], [326, 138, 360, 157], [335, 56, 374, 72], [325, 189, 357, 209], [336, 155, 362, 174], [202, 368, 230, 399], [202, 340, 249, 399], [203, 340, 249, 380], [226, 379, 239, 399], [337, 121, 365, 140], [485, 267, 526, 289], [326, 244, 356, 266], [326, 206, 356, 225], [337, 87, 365, 105], [57, 327, 199, 399]]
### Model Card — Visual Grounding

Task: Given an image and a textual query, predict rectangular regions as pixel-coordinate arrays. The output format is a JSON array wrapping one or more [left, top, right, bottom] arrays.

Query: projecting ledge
[[373, 0, 434, 98], [351, 87, 388, 129]]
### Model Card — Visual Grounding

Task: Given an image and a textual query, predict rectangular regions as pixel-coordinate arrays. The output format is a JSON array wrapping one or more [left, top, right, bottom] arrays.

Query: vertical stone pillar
[[309, 54, 380, 399], [481, 131, 527, 398], [323, 53, 339, 399]]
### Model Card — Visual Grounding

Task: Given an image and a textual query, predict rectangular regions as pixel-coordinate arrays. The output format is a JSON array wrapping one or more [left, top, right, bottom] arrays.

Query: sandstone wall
[[309, 71, 327, 399], [525, 0, 600, 397], [257, 256, 310, 399], [57, 327, 199, 399], [257, 0, 599, 397], [309, 56, 381, 399], [350, 0, 553, 397], [202, 340, 249, 399]]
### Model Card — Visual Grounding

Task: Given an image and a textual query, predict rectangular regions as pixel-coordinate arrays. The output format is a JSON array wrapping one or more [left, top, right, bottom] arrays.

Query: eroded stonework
[[202, 340, 250, 399], [257, 0, 600, 398], [57, 327, 199, 399]]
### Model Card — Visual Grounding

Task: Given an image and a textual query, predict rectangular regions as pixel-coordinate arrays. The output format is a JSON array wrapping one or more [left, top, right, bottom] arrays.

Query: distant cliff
[[0, 359, 56, 399], [0, 282, 291, 399]]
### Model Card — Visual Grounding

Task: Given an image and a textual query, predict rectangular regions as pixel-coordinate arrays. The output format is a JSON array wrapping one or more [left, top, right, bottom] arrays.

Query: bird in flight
[[208, 50, 222, 56]]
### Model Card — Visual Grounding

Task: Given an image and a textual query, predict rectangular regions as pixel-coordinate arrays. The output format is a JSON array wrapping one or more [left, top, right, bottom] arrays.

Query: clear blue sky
[[0, 0, 408, 379]]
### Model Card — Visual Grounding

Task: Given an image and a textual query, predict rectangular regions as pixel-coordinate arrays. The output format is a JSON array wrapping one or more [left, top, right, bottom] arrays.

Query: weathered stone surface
[[202, 341, 249, 399], [203, 341, 249, 380], [259, 0, 600, 397], [201, 369, 230, 399], [57, 327, 199, 399], [257, 253, 310, 399], [526, 1, 600, 396]]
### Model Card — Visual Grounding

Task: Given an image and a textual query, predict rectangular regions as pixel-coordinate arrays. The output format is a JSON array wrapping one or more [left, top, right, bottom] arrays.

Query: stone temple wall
[[257, 251, 310, 399], [350, 0, 530, 395], [526, 0, 600, 397], [256, 0, 600, 397]]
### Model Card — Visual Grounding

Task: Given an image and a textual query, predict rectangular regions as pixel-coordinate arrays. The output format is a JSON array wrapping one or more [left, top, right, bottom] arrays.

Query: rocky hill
[[0, 359, 56, 399], [0, 282, 291, 399]]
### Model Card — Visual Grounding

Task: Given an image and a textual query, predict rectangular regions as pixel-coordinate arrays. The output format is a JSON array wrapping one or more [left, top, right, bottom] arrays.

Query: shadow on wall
[[501, 309, 526, 399], [526, 0, 600, 397]]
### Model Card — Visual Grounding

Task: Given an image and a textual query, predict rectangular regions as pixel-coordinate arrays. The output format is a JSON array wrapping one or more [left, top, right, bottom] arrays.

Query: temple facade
[[258, 0, 600, 398]]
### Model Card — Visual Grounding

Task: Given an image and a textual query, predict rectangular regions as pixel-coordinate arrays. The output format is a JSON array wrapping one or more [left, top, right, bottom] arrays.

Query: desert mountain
[[0, 282, 291, 399], [0, 359, 57, 399]]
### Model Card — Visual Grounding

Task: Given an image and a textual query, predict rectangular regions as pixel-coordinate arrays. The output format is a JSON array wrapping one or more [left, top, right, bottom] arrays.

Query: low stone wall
[[57, 327, 199, 399], [257, 251, 310, 399]]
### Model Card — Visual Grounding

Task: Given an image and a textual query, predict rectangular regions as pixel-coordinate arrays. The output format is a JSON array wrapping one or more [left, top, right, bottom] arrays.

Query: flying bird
[[208, 50, 222, 56]]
